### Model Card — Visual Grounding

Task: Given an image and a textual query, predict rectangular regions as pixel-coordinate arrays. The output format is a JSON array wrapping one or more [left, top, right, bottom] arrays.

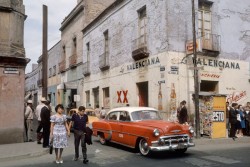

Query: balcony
[[99, 51, 110, 71], [59, 60, 66, 73], [131, 34, 149, 61], [199, 33, 220, 57], [82, 61, 90, 76], [37, 79, 43, 87], [69, 54, 77, 68]]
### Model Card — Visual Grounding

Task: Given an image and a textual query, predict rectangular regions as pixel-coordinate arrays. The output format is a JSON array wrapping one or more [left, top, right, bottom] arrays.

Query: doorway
[[137, 82, 148, 107]]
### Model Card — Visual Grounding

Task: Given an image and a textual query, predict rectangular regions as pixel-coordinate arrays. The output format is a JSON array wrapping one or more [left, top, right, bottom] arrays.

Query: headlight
[[153, 129, 160, 136], [189, 126, 194, 134]]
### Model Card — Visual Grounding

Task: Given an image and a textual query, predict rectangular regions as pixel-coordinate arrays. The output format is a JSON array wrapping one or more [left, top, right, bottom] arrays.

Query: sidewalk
[[0, 141, 49, 162], [0, 136, 249, 162]]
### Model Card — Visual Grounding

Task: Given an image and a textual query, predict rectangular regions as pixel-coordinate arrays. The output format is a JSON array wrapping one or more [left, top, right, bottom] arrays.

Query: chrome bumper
[[149, 134, 195, 151], [149, 142, 195, 151]]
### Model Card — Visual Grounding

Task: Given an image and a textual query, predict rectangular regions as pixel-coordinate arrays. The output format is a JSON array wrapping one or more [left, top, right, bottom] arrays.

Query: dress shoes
[[83, 158, 89, 164]]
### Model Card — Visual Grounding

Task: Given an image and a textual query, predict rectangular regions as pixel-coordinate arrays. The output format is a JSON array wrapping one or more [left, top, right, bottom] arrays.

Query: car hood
[[135, 120, 186, 135]]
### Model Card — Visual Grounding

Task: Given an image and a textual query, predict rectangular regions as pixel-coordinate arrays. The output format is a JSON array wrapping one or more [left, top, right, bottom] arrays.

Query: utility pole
[[192, 0, 200, 138], [42, 5, 48, 98]]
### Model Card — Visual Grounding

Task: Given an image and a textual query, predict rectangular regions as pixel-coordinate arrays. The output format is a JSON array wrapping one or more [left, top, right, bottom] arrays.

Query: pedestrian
[[40, 99, 51, 148], [236, 104, 245, 137], [229, 103, 238, 140], [100, 107, 106, 119], [178, 100, 188, 124], [25, 100, 34, 142], [94, 104, 101, 118], [35, 97, 47, 144], [226, 102, 231, 135], [50, 104, 70, 164], [69, 106, 89, 164], [244, 106, 250, 136]]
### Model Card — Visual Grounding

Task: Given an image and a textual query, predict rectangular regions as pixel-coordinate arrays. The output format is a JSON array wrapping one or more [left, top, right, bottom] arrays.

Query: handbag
[[236, 114, 241, 122], [49, 139, 53, 154]]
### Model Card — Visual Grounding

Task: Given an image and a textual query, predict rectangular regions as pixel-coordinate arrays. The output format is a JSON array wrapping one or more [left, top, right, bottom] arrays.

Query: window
[[62, 45, 66, 58], [103, 87, 110, 108], [104, 30, 109, 54], [198, 1, 212, 38], [73, 37, 77, 55], [138, 6, 147, 45], [53, 65, 56, 75], [85, 90, 90, 107], [49, 68, 52, 77], [86, 42, 90, 62], [108, 112, 118, 121], [200, 80, 218, 92]]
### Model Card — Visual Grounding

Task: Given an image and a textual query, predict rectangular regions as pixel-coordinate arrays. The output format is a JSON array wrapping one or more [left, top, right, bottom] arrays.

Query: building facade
[[47, 41, 61, 112], [58, 0, 115, 112], [0, 0, 29, 144], [25, 64, 39, 108], [81, 0, 250, 121]]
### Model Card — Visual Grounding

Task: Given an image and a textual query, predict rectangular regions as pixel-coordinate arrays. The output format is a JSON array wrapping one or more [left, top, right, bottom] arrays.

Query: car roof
[[108, 107, 158, 114]]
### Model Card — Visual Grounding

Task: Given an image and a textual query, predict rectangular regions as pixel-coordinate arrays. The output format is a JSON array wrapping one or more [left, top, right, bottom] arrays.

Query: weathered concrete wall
[[0, 0, 27, 144], [0, 68, 26, 144]]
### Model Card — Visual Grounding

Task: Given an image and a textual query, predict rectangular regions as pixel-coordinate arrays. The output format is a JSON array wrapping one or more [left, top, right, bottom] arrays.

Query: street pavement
[[0, 134, 249, 163]]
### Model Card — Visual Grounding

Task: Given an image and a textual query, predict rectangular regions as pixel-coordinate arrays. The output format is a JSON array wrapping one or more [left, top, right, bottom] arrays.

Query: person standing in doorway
[[50, 104, 70, 164], [40, 99, 51, 148], [35, 97, 46, 144], [25, 100, 34, 142], [69, 106, 89, 164]]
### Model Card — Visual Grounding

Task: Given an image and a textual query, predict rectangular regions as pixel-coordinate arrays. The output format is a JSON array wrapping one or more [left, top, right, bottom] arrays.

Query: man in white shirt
[[35, 97, 47, 144], [25, 100, 34, 142], [100, 107, 106, 119]]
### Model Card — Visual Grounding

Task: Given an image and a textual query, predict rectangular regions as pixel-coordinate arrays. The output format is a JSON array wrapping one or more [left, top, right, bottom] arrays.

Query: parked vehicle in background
[[92, 107, 195, 156], [67, 108, 99, 131]]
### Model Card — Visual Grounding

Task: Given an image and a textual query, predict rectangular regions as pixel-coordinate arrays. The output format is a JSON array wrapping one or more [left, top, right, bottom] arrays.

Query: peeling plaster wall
[[217, 0, 250, 61]]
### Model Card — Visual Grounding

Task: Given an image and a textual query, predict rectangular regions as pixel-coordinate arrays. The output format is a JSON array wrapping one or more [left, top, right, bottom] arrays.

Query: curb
[[0, 148, 49, 162]]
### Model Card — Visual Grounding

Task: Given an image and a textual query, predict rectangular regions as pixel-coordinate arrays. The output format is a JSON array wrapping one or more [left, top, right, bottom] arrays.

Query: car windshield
[[131, 110, 162, 121]]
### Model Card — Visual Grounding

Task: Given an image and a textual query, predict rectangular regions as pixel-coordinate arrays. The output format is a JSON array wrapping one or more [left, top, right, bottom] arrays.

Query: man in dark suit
[[229, 103, 238, 140], [179, 100, 188, 124], [40, 100, 51, 148]]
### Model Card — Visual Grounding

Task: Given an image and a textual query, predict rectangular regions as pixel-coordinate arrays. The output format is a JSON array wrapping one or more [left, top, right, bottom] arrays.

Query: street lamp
[[192, 0, 200, 138]]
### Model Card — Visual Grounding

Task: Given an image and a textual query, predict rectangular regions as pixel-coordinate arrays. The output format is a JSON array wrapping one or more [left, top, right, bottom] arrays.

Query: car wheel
[[98, 133, 106, 145], [139, 138, 150, 156], [175, 148, 187, 154]]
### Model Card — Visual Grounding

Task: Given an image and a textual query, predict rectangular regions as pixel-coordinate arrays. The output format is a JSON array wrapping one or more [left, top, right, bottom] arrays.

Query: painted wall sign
[[200, 73, 220, 78], [127, 57, 160, 71], [181, 57, 240, 69], [117, 90, 128, 103], [226, 91, 247, 104]]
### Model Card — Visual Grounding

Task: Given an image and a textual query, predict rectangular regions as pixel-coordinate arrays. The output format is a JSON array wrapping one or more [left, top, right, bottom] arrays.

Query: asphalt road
[[1, 136, 250, 167]]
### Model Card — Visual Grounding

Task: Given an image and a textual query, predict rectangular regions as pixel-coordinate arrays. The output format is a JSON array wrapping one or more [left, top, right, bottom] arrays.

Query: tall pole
[[192, 0, 200, 138], [42, 5, 48, 97]]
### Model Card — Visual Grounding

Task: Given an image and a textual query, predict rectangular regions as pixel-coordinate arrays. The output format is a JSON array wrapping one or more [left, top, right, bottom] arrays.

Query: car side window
[[108, 112, 118, 121], [119, 111, 131, 121]]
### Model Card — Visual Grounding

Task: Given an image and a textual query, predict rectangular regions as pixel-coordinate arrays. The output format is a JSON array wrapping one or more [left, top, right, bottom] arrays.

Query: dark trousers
[[42, 125, 50, 147], [36, 121, 43, 141], [230, 122, 237, 138], [74, 130, 87, 159], [244, 120, 250, 135]]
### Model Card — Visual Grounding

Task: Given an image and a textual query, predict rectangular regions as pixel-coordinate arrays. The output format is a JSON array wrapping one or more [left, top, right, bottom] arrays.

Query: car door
[[107, 111, 120, 142], [118, 111, 135, 146]]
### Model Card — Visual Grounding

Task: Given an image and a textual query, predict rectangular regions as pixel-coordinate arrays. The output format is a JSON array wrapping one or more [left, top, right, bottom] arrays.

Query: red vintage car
[[92, 107, 195, 156]]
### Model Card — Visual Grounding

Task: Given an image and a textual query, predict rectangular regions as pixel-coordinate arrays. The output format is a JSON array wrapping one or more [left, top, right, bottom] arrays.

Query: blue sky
[[23, 0, 77, 73]]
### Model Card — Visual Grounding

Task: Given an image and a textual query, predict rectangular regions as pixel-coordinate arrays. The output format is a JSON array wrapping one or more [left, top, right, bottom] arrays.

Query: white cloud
[[23, 0, 77, 73]]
